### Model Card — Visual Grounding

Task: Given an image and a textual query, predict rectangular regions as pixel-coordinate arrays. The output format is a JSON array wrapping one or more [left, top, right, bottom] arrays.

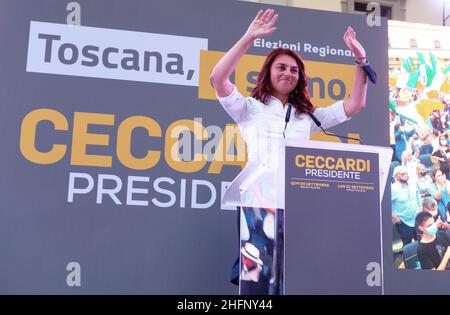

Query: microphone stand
[[307, 110, 363, 144]]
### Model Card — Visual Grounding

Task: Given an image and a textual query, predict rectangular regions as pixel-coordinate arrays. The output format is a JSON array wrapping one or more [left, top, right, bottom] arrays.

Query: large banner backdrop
[[0, 0, 388, 294]]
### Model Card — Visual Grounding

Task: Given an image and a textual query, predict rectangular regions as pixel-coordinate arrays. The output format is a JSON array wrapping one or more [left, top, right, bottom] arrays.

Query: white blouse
[[218, 85, 350, 208]]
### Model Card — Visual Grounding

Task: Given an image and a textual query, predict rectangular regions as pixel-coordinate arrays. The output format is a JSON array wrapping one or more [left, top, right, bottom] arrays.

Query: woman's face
[[269, 54, 299, 97]]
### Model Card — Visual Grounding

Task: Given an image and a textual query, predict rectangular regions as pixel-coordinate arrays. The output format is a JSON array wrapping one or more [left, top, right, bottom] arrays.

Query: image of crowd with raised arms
[[390, 50, 450, 270]]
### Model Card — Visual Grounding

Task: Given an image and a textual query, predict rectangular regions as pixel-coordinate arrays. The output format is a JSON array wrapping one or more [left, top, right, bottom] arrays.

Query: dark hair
[[421, 196, 437, 210], [432, 129, 440, 137], [415, 211, 432, 228], [251, 48, 314, 115]]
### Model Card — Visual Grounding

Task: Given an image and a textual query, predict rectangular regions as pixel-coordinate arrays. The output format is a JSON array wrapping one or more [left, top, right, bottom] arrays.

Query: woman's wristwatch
[[355, 56, 377, 84]]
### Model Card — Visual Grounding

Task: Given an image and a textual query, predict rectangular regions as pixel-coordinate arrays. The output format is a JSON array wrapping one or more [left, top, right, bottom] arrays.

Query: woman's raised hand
[[244, 9, 278, 40], [343, 27, 366, 59]]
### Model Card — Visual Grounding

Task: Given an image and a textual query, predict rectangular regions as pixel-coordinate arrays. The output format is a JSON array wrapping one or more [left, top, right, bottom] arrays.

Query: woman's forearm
[[210, 33, 254, 97], [341, 27, 368, 118], [344, 64, 368, 117]]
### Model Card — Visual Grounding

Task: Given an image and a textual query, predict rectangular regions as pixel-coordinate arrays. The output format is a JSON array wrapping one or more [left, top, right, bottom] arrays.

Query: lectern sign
[[285, 145, 382, 294]]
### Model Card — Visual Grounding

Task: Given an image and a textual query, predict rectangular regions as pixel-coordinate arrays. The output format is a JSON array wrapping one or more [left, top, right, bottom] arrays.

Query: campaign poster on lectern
[[285, 146, 382, 294]]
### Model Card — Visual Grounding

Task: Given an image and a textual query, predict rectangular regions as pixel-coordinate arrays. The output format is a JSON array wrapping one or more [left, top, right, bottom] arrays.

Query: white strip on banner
[[26, 21, 208, 86]]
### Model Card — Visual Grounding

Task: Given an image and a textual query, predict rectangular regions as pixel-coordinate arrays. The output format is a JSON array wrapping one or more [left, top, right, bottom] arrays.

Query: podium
[[223, 140, 392, 295]]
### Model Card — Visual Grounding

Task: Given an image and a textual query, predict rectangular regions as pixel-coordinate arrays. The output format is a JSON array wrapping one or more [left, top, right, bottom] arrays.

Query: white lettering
[[67, 172, 94, 202]]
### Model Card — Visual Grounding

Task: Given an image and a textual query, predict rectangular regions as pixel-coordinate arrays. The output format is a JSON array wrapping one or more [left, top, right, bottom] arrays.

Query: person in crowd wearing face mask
[[415, 211, 450, 270], [392, 165, 420, 245], [421, 197, 450, 231]]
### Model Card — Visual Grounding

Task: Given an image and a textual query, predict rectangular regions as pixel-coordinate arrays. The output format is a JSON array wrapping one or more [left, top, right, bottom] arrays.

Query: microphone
[[283, 104, 292, 138], [307, 110, 363, 144]]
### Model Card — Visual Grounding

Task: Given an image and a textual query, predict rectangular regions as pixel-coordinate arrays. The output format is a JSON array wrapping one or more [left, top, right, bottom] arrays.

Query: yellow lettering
[[315, 156, 325, 169], [71, 112, 114, 167], [295, 154, 305, 168], [346, 158, 356, 171], [20, 109, 68, 164], [325, 157, 334, 169], [306, 155, 315, 168], [335, 158, 345, 170], [117, 116, 161, 170], [356, 159, 366, 172]]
